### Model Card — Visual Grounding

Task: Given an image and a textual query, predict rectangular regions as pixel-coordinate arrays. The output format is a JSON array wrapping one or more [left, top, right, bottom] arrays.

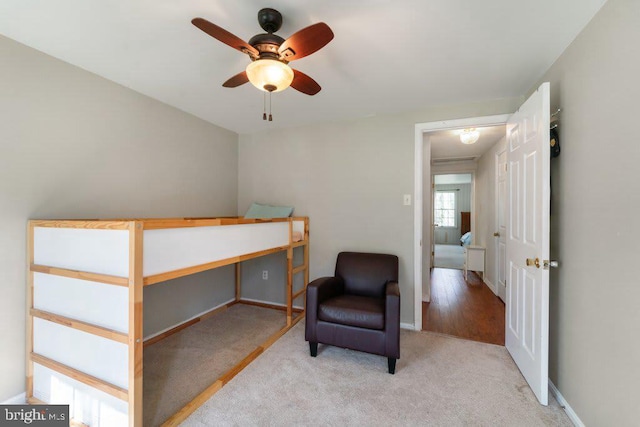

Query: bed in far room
[[460, 231, 472, 246]]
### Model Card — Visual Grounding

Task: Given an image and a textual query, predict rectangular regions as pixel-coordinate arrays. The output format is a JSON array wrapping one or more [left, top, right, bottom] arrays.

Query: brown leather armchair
[[305, 252, 400, 374]]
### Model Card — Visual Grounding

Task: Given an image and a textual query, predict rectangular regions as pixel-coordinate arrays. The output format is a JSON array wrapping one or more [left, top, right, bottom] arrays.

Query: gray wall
[[0, 36, 239, 402], [239, 248, 305, 308], [532, 0, 640, 423], [238, 97, 521, 325], [238, 117, 414, 323], [143, 268, 235, 337]]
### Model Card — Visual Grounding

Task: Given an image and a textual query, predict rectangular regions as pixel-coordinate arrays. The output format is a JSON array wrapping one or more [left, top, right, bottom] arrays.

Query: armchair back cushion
[[335, 252, 399, 298]]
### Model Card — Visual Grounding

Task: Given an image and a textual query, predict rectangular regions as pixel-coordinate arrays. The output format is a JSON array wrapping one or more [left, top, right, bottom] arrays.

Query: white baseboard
[[143, 297, 415, 340], [143, 298, 236, 341], [483, 278, 497, 295], [144, 297, 305, 342], [549, 380, 585, 427], [401, 322, 415, 330], [240, 297, 304, 311], [2, 392, 26, 404]]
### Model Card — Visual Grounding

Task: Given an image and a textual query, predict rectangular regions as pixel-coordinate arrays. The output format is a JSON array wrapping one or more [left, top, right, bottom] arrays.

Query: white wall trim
[[239, 297, 304, 311], [414, 114, 511, 335], [2, 392, 26, 404], [143, 298, 236, 341], [400, 322, 416, 330], [143, 297, 307, 342], [432, 169, 477, 247], [483, 278, 497, 295], [413, 126, 424, 330], [549, 380, 585, 427]]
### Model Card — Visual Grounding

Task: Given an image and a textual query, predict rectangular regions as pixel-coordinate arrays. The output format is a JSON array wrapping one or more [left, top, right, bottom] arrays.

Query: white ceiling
[[430, 125, 506, 160], [0, 0, 607, 134]]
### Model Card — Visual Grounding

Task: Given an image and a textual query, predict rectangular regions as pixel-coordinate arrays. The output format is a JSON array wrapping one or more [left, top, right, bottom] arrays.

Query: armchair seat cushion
[[319, 294, 385, 330]]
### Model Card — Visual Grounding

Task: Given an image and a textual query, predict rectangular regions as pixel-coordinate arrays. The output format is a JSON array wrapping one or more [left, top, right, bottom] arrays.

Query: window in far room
[[434, 191, 456, 227]]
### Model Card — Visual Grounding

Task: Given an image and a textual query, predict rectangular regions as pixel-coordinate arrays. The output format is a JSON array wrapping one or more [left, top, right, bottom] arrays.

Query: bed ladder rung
[[292, 264, 307, 275], [30, 352, 128, 401], [30, 308, 128, 344], [292, 287, 306, 301]]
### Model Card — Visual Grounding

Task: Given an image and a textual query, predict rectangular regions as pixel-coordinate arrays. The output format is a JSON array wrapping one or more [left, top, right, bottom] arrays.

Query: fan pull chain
[[261, 89, 275, 122], [263, 92, 267, 120]]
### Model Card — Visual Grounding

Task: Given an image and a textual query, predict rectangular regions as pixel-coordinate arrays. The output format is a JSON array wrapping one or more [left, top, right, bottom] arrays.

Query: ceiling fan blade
[[291, 69, 321, 95], [222, 71, 249, 88], [191, 17, 258, 57], [279, 22, 334, 61]]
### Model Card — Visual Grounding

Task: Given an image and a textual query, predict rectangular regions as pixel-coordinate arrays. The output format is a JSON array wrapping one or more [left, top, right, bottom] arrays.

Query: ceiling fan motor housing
[[248, 33, 285, 59], [258, 8, 283, 33]]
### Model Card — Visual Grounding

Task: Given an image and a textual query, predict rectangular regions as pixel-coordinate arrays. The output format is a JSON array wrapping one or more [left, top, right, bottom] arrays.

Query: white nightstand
[[464, 245, 486, 281]]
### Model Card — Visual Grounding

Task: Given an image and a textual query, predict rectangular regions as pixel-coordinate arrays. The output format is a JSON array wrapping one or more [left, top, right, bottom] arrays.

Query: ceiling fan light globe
[[246, 59, 294, 92], [460, 128, 480, 144]]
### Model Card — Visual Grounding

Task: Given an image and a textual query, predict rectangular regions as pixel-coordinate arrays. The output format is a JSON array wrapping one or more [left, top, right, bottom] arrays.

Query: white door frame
[[413, 114, 511, 329], [432, 170, 477, 247], [495, 146, 508, 302]]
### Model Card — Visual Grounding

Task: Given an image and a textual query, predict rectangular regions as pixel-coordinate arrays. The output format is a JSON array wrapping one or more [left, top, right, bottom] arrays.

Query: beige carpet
[[143, 303, 286, 426], [182, 322, 571, 426]]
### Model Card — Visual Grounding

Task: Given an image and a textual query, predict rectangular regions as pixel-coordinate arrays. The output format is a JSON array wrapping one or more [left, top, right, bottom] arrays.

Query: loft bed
[[26, 216, 309, 426]]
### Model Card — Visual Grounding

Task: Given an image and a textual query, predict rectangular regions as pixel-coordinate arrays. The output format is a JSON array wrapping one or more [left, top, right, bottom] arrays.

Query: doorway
[[423, 125, 506, 345], [432, 173, 472, 270], [414, 114, 509, 323], [414, 84, 551, 405]]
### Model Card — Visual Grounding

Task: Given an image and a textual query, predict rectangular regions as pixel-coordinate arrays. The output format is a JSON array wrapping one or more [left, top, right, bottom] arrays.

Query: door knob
[[493, 232, 500, 237], [543, 260, 559, 269], [526, 257, 540, 268]]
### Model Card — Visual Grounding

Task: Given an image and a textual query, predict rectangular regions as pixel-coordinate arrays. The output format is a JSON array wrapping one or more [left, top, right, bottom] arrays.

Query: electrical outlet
[[262, 270, 268, 280], [403, 194, 412, 206]]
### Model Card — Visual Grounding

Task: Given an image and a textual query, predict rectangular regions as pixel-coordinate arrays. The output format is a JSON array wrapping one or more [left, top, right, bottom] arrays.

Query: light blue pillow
[[460, 232, 472, 246], [244, 202, 294, 219]]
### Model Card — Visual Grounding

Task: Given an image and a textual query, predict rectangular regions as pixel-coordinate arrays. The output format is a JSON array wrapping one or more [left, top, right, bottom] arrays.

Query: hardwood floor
[[422, 268, 505, 346]]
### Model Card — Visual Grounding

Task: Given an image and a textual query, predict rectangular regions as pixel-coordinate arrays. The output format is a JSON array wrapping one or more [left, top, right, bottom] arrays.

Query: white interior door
[[505, 82, 550, 405], [496, 148, 507, 302]]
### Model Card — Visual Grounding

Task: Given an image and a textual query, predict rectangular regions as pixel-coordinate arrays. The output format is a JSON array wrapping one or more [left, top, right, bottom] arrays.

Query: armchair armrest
[[305, 276, 344, 343], [385, 280, 400, 298], [385, 281, 400, 359], [308, 276, 344, 304]]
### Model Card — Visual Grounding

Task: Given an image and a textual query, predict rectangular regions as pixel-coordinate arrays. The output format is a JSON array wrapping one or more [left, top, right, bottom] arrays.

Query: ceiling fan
[[192, 8, 334, 97]]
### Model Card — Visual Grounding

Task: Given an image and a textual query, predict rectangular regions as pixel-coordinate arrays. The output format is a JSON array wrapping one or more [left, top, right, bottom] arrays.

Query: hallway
[[422, 268, 505, 345]]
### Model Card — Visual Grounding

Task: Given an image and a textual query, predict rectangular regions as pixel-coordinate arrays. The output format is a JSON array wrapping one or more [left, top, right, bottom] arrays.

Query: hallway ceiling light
[[460, 128, 480, 144]]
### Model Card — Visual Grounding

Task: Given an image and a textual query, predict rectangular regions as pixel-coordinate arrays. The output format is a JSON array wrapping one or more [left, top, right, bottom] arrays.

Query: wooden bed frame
[[26, 216, 309, 426]]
